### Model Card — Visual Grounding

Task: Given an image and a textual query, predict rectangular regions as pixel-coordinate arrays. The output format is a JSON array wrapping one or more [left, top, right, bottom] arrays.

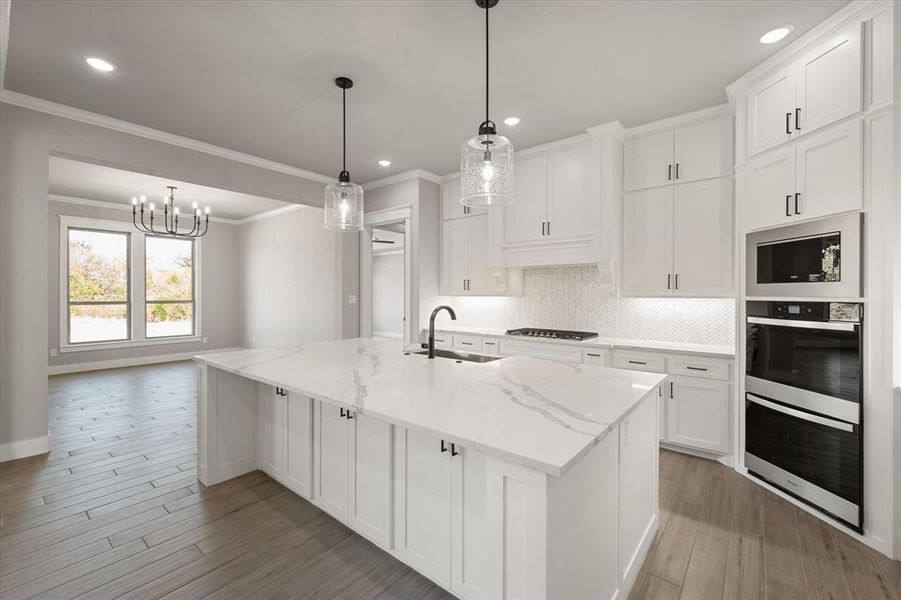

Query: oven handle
[[746, 316, 857, 332], [747, 393, 855, 432]]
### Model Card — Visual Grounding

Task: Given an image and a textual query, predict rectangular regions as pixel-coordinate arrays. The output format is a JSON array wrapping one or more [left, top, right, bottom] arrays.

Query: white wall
[[239, 206, 338, 347], [372, 252, 404, 337], [47, 200, 242, 368]]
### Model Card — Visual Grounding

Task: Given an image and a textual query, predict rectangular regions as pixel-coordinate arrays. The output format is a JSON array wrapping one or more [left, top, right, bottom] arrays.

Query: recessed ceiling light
[[377, 159, 392, 167], [504, 117, 521, 126], [759, 26, 793, 45], [85, 56, 117, 72]]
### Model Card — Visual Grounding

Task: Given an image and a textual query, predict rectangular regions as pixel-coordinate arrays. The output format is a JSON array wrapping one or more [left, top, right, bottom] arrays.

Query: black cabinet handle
[[340, 408, 346, 418], [451, 443, 459, 457], [785, 112, 792, 134], [460, 341, 473, 346], [658, 386, 662, 397], [628, 360, 647, 365], [675, 274, 679, 290], [670, 381, 674, 398], [675, 163, 680, 180], [685, 366, 708, 371], [441, 440, 448, 453], [346, 411, 353, 419], [668, 164, 672, 181], [785, 195, 792, 217], [587, 353, 601, 357], [542, 222, 545, 236], [794, 192, 801, 215], [546, 221, 551, 235], [795, 108, 801, 130], [667, 274, 671, 289]]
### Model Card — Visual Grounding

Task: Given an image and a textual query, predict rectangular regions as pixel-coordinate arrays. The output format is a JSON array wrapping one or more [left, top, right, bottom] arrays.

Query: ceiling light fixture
[[460, 0, 514, 208], [378, 159, 392, 167], [131, 186, 210, 238], [759, 26, 793, 45], [85, 56, 116, 72], [324, 76, 364, 232], [503, 117, 520, 126]]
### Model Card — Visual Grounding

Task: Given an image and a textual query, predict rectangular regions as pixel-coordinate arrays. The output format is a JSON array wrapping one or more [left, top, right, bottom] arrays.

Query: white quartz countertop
[[194, 338, 666, 476], [432, 325, 735, 357]]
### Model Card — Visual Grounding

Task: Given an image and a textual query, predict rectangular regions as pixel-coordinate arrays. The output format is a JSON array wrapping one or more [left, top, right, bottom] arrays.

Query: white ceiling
[[49, 157, 291, 221], [7, 1, 847, 183]]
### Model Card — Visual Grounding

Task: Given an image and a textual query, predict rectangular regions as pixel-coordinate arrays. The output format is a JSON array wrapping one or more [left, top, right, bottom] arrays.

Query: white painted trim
[[725, 0, 892, 99], [47, 346, 242, 376], [0, 0, 10, 90], [0, 434, 50, 462], [59, 335, 202, 354], [622, 104, 733, 138], [361, 206, 414, 345], [0, 89, 335, 184], [235, 202, 306, 224], [50, 194, 243, 224], [514, 132, 592, 159], [362, 169, 442, 191], [585, 120, 626, 139]]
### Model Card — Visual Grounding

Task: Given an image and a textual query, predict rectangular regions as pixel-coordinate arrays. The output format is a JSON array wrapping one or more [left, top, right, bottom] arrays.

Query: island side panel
[[546, 428, 620, 600], [197, 365, 258, 486]]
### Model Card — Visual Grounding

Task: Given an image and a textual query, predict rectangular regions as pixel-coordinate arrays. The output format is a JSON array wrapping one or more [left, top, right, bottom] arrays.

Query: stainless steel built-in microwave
[[747, 212, 862, 298]]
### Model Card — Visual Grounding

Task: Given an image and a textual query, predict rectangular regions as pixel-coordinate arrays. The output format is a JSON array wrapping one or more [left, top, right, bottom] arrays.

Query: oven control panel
[[747, 301, 861, 323]]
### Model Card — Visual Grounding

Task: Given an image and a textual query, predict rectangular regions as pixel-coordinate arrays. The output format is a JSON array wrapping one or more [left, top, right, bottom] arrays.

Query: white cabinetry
[[312, 401, 350, 521], [284, 393, 313, 498], [257, 385, 286, 481], [441, 175, 486, 220], [747, 22, 861, 157], [499, 139, 604, 267], [745, 119, 862, 231], [624, 115, 732, 192], [666, 376, 731, 454], [441, 215, 514, 296], [622, 178, 733, 296]]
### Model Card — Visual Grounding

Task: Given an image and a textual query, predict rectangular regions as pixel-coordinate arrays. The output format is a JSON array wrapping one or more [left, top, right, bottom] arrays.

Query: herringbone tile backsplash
[[448, 266, 735, 346]]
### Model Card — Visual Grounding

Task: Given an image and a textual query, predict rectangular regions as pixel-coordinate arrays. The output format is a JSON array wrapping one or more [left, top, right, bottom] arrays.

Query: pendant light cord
[[342, 86, 347, 173], [485, 1, 489, 127]]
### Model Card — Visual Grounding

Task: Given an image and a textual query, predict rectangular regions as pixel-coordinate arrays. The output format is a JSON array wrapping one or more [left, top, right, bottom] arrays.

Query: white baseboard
[[0, 434, 51, 462], [47, 347, 242, 376]]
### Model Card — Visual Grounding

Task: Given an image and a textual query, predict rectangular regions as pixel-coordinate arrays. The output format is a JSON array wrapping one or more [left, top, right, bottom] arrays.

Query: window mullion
[[134, 231, 146, 342]]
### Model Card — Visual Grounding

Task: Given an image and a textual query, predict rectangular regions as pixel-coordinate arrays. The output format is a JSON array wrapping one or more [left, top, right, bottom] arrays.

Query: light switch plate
[[348, 294, 358, 305]]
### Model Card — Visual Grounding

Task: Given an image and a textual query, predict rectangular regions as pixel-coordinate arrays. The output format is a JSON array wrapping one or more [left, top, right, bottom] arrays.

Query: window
[[60, 216, 200, 351], [67, 229, 130, 343], [145, 237, 195, 338]]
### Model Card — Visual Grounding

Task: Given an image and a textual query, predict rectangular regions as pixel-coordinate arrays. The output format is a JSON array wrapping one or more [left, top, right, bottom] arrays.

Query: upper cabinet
[[623, 115, 733, 192], [745, 119, 862, 231], [746, 22, 862, 158], [621, 112, 734, 297], [498, 139, 608, 267], [440, 215, 518, 296], [441, 176, 486, 220]]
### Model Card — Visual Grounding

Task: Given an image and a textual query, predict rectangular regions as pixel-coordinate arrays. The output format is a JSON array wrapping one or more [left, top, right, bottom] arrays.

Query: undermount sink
[[411, 349, 502, 363]]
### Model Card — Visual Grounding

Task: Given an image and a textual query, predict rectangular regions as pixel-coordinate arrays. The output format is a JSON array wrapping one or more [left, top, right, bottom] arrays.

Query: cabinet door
[[623, 130, 674, 192], [348, 413, 393, 548], [442, 176, 486, 220], [794, 119, 862, 221], [796, 23, 862, 135], [672, 177, 733, 296], [621, 186, 673, 296], [466, 215, 507, 294], [666, 377, 730, 453], [312, 401, 349, 521], [257, 385, 285, 480], [441, 218, 469, 295], [284, 393, 313, 499], [745, 144, 795, 231], [394, 428, 452, 587], [673, 117, 733, 184], [503, 155, 548, 245], [547, 143, 599, 240], [747, 66, 796, 156]]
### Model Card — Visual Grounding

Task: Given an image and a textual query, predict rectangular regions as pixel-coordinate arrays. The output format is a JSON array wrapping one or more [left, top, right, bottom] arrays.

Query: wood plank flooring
[[0, 361, 898, 599]]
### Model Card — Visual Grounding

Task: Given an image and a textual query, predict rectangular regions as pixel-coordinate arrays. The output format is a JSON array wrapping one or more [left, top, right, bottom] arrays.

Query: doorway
[[361, 206, 413, 344]]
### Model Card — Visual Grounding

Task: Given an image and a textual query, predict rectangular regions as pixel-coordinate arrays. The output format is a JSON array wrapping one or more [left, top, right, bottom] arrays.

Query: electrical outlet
[[202, 337, 208, 343], [348, 294, 358, 305], [49, 348, 58, 357]]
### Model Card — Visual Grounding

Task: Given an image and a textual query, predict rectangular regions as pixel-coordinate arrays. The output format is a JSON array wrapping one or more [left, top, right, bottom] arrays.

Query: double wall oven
[[745, 300, 863, 531]]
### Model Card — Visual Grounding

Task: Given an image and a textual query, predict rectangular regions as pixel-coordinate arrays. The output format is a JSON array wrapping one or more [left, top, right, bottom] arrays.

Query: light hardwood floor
[[0, 361, 898, 599]]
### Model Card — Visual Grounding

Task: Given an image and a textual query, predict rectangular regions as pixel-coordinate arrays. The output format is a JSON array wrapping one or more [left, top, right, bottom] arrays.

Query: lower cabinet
[[312, 400, 350, 521], [666, 376, 731, 453], [285, 393, 313, 498], [257, 385, 286, 480]]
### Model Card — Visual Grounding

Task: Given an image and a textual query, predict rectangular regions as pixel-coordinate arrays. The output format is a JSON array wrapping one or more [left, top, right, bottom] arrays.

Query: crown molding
[[48, 193, 307, 225], [1, 89, 335, 185], [725, 0, 892, 100], [623, 104, 732, 139], [361, 169, 442, 191]]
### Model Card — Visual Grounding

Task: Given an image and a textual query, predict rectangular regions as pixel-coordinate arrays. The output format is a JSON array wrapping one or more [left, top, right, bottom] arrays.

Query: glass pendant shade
[[460, 133, 514, 207], [324, 179, 364, 231]]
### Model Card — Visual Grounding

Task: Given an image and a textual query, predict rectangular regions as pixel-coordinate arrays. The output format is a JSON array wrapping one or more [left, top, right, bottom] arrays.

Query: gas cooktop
[[505, 328, 599, 341]]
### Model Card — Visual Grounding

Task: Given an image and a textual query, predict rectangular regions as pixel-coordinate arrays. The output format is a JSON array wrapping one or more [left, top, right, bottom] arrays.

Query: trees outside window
[[145, 237, 194, 338]]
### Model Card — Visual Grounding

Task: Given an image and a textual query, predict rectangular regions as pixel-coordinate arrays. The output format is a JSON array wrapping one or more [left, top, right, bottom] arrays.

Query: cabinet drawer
[[432, 334, 453, 350], [453, 335, 484, 352], [500, 339, 583, 363], [668, 355, 731, 381], [612, 350, 666, 373], [582, 349, 610, 366], [482, 339, 501, 355]]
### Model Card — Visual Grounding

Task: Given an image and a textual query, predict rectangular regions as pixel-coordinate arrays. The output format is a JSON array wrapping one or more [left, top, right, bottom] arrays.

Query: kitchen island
[[194, 337, 665, 600]]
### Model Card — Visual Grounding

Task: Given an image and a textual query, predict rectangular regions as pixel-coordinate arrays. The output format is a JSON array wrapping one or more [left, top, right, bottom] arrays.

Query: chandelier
[[132, 186, 210, 238]]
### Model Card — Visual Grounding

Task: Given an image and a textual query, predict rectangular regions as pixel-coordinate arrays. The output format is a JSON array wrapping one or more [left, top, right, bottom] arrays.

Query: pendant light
[[460, 0, 514, 207], [324, 76, 364, 231]]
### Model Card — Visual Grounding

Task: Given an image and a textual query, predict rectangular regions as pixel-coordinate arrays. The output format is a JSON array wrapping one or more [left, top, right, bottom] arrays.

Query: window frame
[[59, 215, 202, 353], [144, 235, 196, 339]]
